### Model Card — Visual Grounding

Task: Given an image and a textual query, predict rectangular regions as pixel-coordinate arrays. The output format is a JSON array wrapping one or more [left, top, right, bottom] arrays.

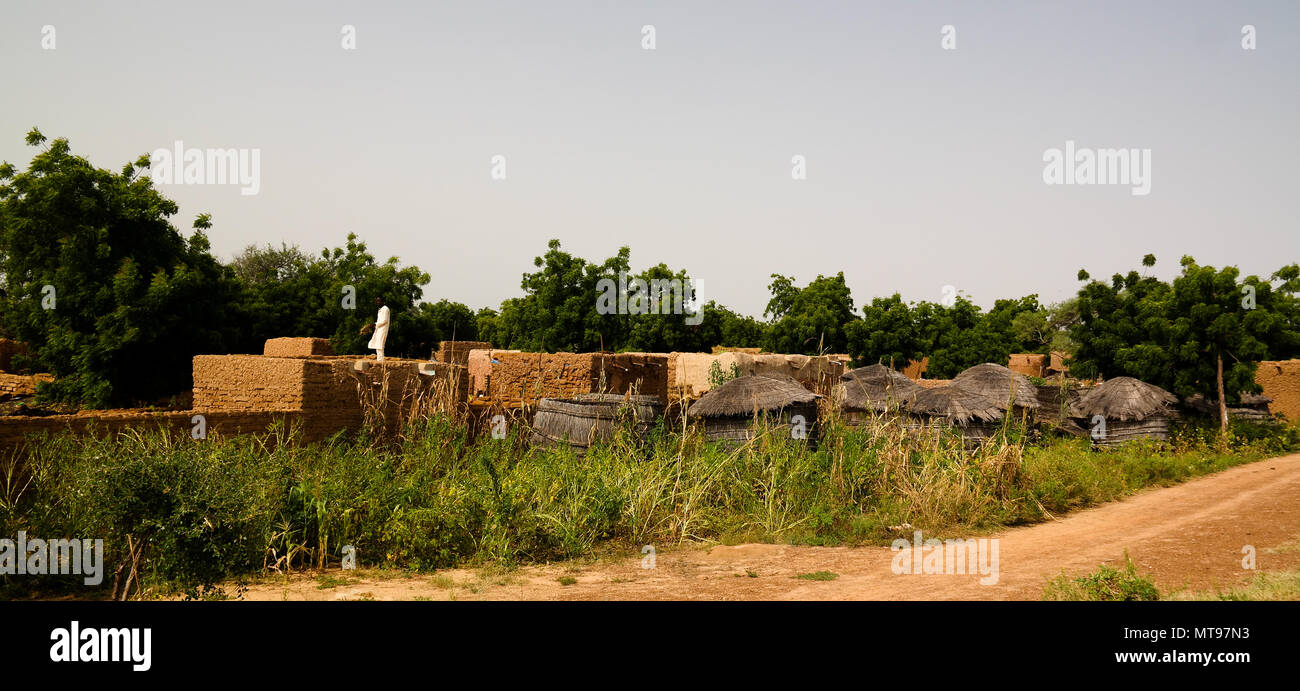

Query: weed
[[1041, 553, 1159, 601]]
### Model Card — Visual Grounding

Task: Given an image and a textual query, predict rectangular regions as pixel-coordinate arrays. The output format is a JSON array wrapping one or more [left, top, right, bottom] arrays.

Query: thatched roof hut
[[1233, 392, 1275, 422], [1182, 391, 1274, 422], [907, 386, 1003, 425], [531, 393, 664, 454], [951, 363, 1041, 411], [904, 385, 1003, 446], [836, 364, 920, 416], [688, 374, 821, 444], [1069, 376, 1177, 446]]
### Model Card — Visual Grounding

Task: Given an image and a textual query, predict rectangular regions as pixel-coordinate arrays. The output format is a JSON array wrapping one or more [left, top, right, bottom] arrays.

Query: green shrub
[[1042, 554, 1160, 601]]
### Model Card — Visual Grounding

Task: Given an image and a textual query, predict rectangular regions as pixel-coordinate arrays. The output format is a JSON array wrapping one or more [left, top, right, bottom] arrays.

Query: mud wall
[[1257, 360, 1300, 422], [669, 352, 844, 399], [435, 341, 493, 366], [470, 351, 668, 406], [1008, 354, 1047, 378], [0, 409, 306, 448], [0, 373, 53, 399], [263, 337, 334, 357]]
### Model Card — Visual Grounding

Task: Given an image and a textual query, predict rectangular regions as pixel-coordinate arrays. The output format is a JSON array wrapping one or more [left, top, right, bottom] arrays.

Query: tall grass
[[1, 412, 1293, 599]]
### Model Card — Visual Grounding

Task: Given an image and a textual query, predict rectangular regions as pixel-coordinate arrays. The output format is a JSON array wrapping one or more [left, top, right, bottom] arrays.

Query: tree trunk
[[1216, 353, 1229, 437]]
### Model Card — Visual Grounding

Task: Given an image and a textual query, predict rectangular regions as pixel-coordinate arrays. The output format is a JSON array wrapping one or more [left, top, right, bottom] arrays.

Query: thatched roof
[[1069, 376, 1177, 421], [906, 386, 1003, 425], [688, 374, 820, 418], [951, 363, 1041, 410], [837, 364, 920, 412], [1239, 391, 1273, 406]]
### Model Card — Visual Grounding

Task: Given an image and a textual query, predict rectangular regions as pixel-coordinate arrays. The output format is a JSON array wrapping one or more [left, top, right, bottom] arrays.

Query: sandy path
[[240, 453, 1300, 601]]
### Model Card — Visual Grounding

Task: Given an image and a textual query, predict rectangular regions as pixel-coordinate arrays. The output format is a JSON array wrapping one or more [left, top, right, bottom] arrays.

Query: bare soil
[[238, 452, 1300, 601]]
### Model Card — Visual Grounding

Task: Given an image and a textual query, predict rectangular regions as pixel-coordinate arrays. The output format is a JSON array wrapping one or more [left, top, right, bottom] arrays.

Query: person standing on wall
[[360, 296, 391, 361]]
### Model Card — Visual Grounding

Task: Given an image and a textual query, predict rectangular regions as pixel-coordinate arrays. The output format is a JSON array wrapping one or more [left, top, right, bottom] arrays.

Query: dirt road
[[241, 453, 1300, 601]]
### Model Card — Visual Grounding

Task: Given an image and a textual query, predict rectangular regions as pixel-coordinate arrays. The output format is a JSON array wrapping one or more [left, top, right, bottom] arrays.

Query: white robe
[[368, 305, 390, 350]]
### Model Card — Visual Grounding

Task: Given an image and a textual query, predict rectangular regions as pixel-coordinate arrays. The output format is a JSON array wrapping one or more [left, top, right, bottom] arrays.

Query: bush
[[1042, 554, 1160, 601]]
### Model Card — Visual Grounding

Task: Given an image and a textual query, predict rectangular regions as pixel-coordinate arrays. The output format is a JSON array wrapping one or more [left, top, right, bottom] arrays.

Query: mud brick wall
[[671, 352, 746, 399], [1008, 354, 1047, 378], [435, 341, 493, 366], [475, 351, 668, 406], [483, 352, 597, 406], [1257, 360, 1300, 422], [193, 354, 363, 439], [0, 373, 52, 399], [419, 362, 469, 403], [597, 353, 668, 401], [0, 410, 306, 450], [193, 355, 447, 440], [0, 339, 28, 372], [193, 355, 315, 410], [903, 357, 929, 380], [303, 359, 371, 436], [746, 354, 844, 397], [264, 337, 334, 358], [349, 359, 458, 432], [670, 352, 843, 399], [468, 349, 521, 397], [666, 352, 681, 400]]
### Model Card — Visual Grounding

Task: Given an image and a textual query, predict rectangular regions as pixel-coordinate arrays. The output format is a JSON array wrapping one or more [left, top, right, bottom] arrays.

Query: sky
[[2, 0, 1297, 318]]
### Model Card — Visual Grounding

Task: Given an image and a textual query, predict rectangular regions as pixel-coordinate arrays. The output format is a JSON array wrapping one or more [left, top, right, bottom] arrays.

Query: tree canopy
[[0, 129, 243, 406]]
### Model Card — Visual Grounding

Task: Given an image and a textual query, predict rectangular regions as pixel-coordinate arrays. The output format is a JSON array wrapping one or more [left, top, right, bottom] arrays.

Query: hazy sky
[[3, 0, 1297, 318]]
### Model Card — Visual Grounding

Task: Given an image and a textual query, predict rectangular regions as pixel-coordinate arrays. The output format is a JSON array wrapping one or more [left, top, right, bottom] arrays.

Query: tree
[[1072, 255, 1298, 436], [414, 299, 479, 354], [230, 242, 313, 285], [764, 272, 857, 354], [695, 302, 767, 351], [916, 296, 995, 377], [475, 307, 500, 347], [0, 129, 243, 407], [845, 293, 925, 368], [1167, 257, 1282, 434], [1016, 299, 1081, 355], [490, 240, 715, 353], [1069, 263, 1172, 384]]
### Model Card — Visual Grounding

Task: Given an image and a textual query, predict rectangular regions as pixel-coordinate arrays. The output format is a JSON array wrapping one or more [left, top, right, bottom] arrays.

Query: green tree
[[694, 301, 767, 351], [0, 129, 243, 407], [844, 293, 925, 368], [1072, 255, 1299, 436], [475, 307, 500, 347], [764, 272, 857, 354]]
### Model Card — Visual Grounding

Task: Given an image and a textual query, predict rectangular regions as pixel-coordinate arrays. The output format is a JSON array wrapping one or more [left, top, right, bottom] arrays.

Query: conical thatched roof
[[688, 374, 820, 418], [837, 364, 920, 412], [907, 386, 1003, 425], [951, 363, 1040, 410], [1070, 377, 1177, 421]]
